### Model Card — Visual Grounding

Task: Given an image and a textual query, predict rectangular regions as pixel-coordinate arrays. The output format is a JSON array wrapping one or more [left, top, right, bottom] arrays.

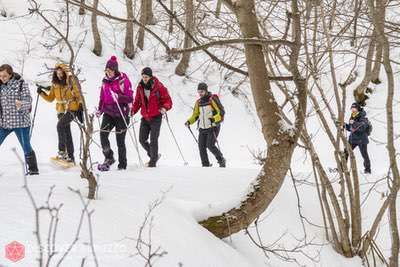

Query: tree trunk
[[137, 0, 146, 50], [124, 0, 135, 59], [368, 0, 400, 266], [79, 0, 85, 15], [145, 0, 155, 25], [200, 0, 307, 238], [91, 0, 102, 56], [168, 0, 173, 33], [175, 0, 194, 76], [216, 0, 222, 18]]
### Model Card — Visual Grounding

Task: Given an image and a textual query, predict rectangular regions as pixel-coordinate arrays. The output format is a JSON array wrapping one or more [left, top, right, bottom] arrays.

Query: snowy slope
[[0, 1, 398, 267]]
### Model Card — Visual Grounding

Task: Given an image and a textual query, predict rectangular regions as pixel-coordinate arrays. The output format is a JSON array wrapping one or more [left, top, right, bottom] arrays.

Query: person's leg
[[115, 116, 128, 169], [148, 116, 162, 166], [59, 112, 75, 160], [14, 127, 38, 174], [100, 114, 116, 162], [139, 118, 151, 158], [198, 129, 210, 167], [0, 128, 12, 146], [344, 143, 358, 161], [359, 144, 371, 173], [56, 113, 66, 154], [206, 126, 225, 167]]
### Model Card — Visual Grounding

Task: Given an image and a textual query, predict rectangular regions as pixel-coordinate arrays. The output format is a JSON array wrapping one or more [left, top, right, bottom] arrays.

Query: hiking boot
[[56, 151, 68, 160], [103, 157, 115, 167], [118, 163, 127, 170], [218, 158, 226, 168], [26, 150, 39, 175]]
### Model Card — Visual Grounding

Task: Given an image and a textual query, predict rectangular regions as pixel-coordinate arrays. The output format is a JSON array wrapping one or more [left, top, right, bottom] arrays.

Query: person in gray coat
[[0, 64, 39, 175]]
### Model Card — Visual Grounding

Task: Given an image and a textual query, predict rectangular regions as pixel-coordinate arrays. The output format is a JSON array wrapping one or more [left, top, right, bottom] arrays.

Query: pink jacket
[[98, 72, 133, 117]]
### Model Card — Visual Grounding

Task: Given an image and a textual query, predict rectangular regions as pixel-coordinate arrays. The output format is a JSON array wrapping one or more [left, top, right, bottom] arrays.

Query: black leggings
[[100, 113, 128, 167], [57, 112, 76, 159], [345, 143, 371, 171], [139, 115, 162, 163], [198, 125, 223, 166]]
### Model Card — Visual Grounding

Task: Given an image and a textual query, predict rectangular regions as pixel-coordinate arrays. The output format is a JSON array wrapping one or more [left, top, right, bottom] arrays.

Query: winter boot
[[218, 157, 226, 168], [26, 151, 39, 175], [97, 157, 115, 172], [146, 154, 161, 168], [56, 150, 68, 160]]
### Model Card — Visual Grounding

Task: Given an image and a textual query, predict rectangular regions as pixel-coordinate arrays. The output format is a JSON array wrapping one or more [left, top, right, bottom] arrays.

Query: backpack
[[209, 94, 225, 121], [365, 118, 372, 136]]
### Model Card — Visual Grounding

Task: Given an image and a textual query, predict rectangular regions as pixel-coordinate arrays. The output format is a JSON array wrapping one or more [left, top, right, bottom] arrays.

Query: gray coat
[[0, 73, 32, 129]]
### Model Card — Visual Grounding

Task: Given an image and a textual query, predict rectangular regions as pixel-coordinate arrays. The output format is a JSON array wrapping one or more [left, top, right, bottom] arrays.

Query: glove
[[95, 110, 102, 118], [184, 121, 190, 127], [37, 87, 44, 94], [159, 107, 167, 115]]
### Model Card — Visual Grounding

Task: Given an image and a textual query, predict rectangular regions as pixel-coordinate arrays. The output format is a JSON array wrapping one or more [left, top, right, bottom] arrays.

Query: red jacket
[[132, 77, 172, 120]]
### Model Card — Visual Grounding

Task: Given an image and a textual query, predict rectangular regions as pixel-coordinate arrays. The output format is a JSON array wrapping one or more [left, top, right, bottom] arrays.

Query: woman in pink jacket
[[97, 56, 133, 171]]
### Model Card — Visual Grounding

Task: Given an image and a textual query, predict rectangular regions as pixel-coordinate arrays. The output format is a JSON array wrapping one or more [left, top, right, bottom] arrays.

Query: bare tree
[[124, 0, 135, 59], [137, 0, 146, 50], [91, 0, 102, 56], [79, 0, 85, 15], [145, 0, 155, 25], [175, 0, 194, 76], [193, 0, 307, 238]]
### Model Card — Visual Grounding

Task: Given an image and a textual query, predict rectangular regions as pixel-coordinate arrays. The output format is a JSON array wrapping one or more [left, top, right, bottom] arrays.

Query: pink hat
[[105, 56, 118, 72]]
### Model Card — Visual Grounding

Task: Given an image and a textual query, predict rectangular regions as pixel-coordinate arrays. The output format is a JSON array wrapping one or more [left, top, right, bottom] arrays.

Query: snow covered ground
[[0, 0, 398, 266]]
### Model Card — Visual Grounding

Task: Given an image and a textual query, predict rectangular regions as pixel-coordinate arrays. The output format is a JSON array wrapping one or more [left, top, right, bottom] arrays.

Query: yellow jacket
[[187, 96, 222, 129], [40, 64, 82, 113]]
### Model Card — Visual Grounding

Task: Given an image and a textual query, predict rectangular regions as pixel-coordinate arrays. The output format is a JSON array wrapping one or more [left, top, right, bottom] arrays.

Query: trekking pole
[[165, 114, 188, 165], [29, 93, 40, 139], [212, 127, 222, 151], [187, 125, 198, 144], [110, 92, 144, 167]]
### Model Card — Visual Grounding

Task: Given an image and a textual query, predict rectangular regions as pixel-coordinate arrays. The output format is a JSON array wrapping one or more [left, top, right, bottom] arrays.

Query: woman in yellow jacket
[[37, 63, 82, 163]]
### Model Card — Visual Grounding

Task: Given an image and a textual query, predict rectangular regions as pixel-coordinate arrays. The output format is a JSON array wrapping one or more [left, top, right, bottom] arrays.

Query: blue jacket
[[345, 110, 369, 145]]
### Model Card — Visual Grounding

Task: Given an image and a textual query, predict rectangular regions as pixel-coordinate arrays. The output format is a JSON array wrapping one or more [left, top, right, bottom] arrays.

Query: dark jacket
[[345, 110, 369, 145], [132, 77, 172, 121], [0, 73, 32, 129]]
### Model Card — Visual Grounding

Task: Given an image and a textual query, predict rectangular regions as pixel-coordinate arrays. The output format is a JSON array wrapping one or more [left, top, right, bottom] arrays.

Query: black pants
[[345, 143, 371, 171], [198, 125, 223, 167], [139, 115, 162, 163], [100, 113, 128, 168], [57, 112, 75, 160]]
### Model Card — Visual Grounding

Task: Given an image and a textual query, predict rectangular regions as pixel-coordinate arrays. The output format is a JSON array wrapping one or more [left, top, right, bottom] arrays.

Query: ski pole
[[165, 114, 188, 165], [212, 127, 221, 151], [187, 125, 198, 144], [30, 93, 40, 139], [110, 91, 144, 167]]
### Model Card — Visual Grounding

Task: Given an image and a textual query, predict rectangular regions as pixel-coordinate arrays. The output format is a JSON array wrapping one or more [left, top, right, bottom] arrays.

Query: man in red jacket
[[132, 67, 172, 167]]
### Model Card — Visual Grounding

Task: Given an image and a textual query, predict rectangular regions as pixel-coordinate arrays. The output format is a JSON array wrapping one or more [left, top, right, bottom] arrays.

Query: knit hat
[[105, 56, 118, 72], [197, 82, 208, 91], [141, 67, 153, 77], [351, 102, 361, 111]]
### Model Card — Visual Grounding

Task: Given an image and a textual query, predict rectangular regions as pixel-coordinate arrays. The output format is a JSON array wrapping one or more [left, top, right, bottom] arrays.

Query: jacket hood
[[55, 63, 73, 77]]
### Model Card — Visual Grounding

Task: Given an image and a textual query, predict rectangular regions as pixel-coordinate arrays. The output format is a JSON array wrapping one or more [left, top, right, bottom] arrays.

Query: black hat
[[351, 102, 361, 111], [141, 67, 153, 77], [197, 82, 208, 91]]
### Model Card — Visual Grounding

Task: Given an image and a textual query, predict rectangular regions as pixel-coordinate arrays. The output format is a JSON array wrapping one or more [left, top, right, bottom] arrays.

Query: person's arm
[[40, 85, 56, 102], [132, 85, 142, 115], [118, 78, 134, 104], [19, 81, 32, 112], [71, 77, 82, 102], [187, 101, 200, 125], [352, 119, 368, 133], [158, 82, 172, 111], [210, 98, 222, 123]]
